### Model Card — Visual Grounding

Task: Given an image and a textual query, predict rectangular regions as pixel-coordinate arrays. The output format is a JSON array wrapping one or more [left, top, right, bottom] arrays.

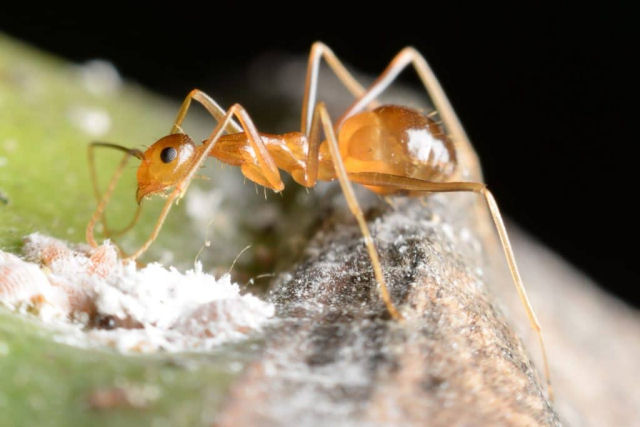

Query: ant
[[86, 42, 552, 399]]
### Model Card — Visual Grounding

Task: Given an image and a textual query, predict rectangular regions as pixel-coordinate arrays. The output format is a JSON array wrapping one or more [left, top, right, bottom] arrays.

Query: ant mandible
[[86, 42, 552, 399]]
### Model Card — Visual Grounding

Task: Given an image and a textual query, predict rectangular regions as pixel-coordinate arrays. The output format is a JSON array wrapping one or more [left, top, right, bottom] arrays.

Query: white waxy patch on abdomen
[[406, 128, 450, 166]]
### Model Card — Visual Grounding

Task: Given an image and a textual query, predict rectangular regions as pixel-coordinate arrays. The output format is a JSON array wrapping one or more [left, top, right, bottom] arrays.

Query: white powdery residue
[[440, 223, 455, 242], [75, 59, 122, 96], [95, 263, 253, 329], [1, 233, 274, 353], [459, 227, 481, 253], [87, 327, 174, 353], [68, 106, 112, 137], [185, 186, 224, 229], [406, 128, 450, 165]]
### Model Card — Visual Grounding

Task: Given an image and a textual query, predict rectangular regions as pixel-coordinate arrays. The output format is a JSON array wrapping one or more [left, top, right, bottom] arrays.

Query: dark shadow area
[[1, 5, 636, 306]]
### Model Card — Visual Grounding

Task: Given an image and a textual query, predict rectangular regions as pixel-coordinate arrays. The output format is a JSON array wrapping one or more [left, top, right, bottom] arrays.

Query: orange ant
[[86, 42, 552, 399]]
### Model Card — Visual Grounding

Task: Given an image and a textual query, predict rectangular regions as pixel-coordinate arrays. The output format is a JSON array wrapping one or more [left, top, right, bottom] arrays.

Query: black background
[[1, 5, 637, 306]]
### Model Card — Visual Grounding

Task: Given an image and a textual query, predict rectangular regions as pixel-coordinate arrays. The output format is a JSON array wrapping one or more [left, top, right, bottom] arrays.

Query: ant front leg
[[86, 142, 144, 254], [305, 102, 401, 320], [345, 171, 553, 400], [337, 47, 481, 179], [124, 104, 284, 261]]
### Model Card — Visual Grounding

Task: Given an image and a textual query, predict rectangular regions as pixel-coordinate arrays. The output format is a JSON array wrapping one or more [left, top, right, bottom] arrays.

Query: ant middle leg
[[305, 102, 402, 319]]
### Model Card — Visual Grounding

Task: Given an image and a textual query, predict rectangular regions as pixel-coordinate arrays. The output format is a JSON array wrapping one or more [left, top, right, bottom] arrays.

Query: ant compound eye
[[160, 146, 178, 163]]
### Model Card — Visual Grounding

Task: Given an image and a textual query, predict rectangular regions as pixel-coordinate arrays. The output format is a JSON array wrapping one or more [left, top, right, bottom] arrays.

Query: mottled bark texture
[[216, 192, 560, 426]]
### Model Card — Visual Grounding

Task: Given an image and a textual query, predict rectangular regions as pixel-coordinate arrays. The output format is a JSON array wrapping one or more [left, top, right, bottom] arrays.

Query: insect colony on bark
[[85, 42, 552, 399]]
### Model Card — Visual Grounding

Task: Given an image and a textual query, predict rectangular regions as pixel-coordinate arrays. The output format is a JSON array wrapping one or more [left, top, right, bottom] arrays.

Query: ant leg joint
[[400, 46, 418, 56], [310, 41, 329, 52]]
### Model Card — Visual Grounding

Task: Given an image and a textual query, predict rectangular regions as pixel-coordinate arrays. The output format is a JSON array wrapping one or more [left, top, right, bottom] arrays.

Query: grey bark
[[217, 193, 560, 426]]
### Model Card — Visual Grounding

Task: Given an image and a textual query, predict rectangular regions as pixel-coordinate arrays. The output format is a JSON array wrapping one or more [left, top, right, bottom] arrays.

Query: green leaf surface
[[0, 35, 266, 426], [0, 308, 256, 427]]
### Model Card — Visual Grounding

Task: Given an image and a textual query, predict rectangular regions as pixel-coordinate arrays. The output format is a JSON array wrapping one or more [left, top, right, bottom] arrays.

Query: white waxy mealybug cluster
[[0, 233, 275, 353], [0, 251, 69, 319]]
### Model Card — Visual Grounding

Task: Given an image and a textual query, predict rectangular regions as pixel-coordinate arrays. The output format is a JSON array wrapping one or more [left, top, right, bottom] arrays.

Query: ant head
[[136, 133, 198, 203]]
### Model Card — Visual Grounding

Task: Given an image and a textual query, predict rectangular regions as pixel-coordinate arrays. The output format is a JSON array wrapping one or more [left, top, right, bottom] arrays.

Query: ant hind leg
[[346, 171, 553, 400]]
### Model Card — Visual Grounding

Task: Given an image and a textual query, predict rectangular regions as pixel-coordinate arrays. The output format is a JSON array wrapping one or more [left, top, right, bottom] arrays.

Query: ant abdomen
[[333, 106, 457, 194]]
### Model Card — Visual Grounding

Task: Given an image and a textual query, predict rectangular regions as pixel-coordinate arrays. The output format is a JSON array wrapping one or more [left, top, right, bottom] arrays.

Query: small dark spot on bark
[[306, 323, 346, 366], [329, 384, 371, 403], [382, 236, 426, 305], [360, 321, 396, 373], [421, 375, 446, 392]]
